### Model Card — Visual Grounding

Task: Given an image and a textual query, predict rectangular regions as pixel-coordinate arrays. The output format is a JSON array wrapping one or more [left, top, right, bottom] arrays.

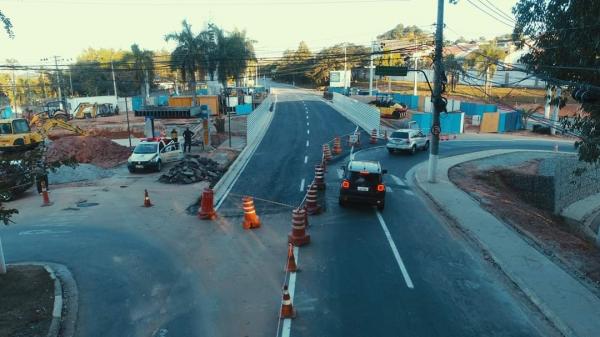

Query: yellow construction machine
[[73, 103, 98, 119], [0, 115, 86, 152]]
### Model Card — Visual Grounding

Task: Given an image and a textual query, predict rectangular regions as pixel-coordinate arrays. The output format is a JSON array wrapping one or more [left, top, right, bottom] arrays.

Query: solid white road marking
[[281, 246, 299, 337], [304, 155, 308, 164], [306, 140, 309, 147], [18, 229, 71, 235], [390, 174, 406, 186], [375, 211, 415, 289], [300, 178, 305, 192]]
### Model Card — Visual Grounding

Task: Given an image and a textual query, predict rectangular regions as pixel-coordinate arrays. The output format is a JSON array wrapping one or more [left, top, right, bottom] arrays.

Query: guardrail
[[330, 93, 380, 134]]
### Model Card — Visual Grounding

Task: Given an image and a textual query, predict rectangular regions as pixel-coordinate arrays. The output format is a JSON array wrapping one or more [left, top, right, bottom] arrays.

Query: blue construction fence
[[410, 112, 464, 134], [392, 93, 419, 109], [328, 87, 350, 95], [460, 102, 497, 116], [498, 110, 522, 133], [132, 95, 171, 110]]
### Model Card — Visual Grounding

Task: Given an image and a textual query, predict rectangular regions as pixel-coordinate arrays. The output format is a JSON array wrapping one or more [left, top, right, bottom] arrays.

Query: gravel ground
[[49, 163, 118, 184]]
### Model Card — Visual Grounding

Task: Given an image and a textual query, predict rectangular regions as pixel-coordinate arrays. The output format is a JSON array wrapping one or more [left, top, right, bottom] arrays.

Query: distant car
[[386, 129, 429, 155], [127, 137, 183, 173], [338, 160, 387, 210]]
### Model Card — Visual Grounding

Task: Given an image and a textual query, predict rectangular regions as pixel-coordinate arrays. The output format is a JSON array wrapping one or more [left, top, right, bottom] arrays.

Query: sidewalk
[[413, 149, 600, 337]]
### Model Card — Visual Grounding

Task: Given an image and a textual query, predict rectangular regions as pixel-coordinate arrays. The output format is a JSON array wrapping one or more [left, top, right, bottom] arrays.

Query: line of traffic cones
[[332, 136, 342, 155], [370, 129, 378, 144], [288, 208, 310, 246], [280, 285, 296, 319], [198, 188, 217, 220], [40, 181, 53, 207], [143, 189, 153, 207], [322, 143, 332, 162], [304, 184, 321, 215], [314, 164, 326, 190], [242, 196, 261, 229]]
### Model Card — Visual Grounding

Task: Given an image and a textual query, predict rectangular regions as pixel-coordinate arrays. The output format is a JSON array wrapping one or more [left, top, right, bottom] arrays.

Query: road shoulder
[[413, 149, 600, 337]]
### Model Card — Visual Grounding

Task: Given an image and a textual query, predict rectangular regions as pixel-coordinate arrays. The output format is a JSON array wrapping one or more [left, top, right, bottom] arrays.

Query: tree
[[122, 44, 154, 103], [443, 54, 463, 92], [513, 0, 600, 163], [377, 24, 430, 41], [465, 42, 506, 96], [307, 44, 369, 86], [273, 42, 313, 84], [0, 10, 14, 39], [217, 29, 255, 87], [165, 20, 205, 104]]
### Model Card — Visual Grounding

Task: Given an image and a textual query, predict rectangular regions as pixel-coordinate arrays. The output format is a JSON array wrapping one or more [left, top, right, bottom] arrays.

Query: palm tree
[[443, 54, 464, 92], [123, 44, 154, 104], [466, 42, 506, 96], [165, 20, 206, 105], [217, 29, 256, 88]]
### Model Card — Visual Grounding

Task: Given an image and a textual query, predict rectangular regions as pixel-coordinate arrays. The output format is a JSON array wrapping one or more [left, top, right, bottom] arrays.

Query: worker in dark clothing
[[183, 127, 194, 153], [171, 128, 178, 142]]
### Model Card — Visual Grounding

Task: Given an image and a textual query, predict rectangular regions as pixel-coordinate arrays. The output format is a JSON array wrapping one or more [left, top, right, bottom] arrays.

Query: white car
[[386, 129, 429, 154], [127, 137, 184, 173]]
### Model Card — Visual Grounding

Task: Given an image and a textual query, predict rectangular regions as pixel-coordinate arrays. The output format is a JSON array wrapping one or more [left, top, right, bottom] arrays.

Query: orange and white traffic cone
[[198, 188, 217, 220], [314, 165, 326, 190], [332, 136, 342, 155], [143, 189, 153, 207], [242, 196, 261, 229], [280, 285, 296, 319], [288, 208, 310, 246], [286, 243, 298, 273], [322, 144, 332, 162], [370, 129, 378, 144], [40, 181, 53, 207], [304, 184, 321, 215]]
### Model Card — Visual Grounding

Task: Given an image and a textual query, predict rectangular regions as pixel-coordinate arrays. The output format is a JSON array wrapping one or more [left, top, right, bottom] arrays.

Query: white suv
[[386, 129, 429, 154]]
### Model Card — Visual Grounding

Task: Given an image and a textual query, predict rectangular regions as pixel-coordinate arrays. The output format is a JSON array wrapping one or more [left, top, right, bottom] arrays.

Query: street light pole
[[344, 45, 347, 92], [427, 0, 446, 183], [369, 41, 375, 96], [413, 37, 418, 96], [227, 89, 232, 148]]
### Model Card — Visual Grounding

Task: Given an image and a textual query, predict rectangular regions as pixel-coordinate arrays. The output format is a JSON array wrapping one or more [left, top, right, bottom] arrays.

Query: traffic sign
[[431, 124, 441, 136], [375, 66, 408, 76]]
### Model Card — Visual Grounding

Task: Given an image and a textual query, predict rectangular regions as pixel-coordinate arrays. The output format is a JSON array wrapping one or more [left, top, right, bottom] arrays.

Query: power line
[[464, 0, 515, 28], [479, 0, 515, 23]]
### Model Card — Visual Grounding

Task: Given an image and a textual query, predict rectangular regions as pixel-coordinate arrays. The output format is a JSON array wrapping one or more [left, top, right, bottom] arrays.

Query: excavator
[[0, 114, 86, 152]]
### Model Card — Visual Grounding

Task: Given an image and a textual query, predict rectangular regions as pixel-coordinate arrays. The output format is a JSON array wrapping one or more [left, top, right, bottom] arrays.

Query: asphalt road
[[1, 83, 572, 337]]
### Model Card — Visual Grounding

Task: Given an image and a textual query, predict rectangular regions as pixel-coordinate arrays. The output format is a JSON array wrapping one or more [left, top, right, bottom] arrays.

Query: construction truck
[[42, 100, 70, 121], [0, 115, 86, 152], [369, 95, 408, 119], [72, 102, 117, 119]]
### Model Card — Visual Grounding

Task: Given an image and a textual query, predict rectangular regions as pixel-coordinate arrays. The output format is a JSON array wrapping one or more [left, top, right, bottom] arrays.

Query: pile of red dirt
[[46, 136, 131, 168]]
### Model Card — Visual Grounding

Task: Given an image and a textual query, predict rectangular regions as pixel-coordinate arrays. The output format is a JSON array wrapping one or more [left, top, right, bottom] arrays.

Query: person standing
[[171, 128, 178, 142], [183, 127, 194, 153]]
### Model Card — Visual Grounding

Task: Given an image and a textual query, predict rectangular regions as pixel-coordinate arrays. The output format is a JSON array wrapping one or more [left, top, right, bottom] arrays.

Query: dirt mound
[[46, 136, 131, 168]]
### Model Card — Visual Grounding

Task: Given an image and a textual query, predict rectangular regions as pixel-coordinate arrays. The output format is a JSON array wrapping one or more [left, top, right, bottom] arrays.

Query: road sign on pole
[[375, 66, 409, 76]]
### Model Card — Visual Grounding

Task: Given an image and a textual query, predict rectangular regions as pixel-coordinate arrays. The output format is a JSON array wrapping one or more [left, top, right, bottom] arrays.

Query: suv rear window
[[348, 171, 381, 185], [390, 131, 409, 139]]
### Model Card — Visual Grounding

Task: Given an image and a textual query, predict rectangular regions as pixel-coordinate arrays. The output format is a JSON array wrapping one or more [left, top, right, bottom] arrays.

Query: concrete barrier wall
[[247, 95, 273, 144], [331, 93, 380, 133]]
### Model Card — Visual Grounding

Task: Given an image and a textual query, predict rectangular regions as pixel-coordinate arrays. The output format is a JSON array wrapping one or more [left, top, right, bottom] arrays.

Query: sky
[[0, 0, 518, 66]]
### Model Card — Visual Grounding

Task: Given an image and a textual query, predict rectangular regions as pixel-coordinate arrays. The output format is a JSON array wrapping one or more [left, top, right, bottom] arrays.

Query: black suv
[[338, 160, 387, 210]]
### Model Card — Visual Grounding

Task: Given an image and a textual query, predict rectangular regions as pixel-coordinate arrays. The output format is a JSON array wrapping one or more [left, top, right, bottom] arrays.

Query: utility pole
[[369, 41, 375, 96], [144, 68, 150, 105], [428, 0, 445, 183], [413, 37, 418, 96], [111, 59, 118, 98], [68, 68, 73, 97], [344, 45, 347, 92], [10, 64, 17, 114], [53, 56, 63, 107], [174, 72, 179, 96], [551, 86, 561, 135]]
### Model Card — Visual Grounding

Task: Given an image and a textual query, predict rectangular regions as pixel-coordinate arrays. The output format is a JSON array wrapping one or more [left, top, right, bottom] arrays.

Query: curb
[[43, 265, 63, 337], [411, 150, 598, 337]]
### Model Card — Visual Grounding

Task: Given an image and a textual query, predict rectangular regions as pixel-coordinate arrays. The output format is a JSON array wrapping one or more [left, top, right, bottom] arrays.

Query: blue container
[[132, 96, 143, 111], [196, 89, 209, 95], [411, 112, 433, 130], [157, 95, 169, 106], [235, 103, 253, 115], [440, 112, 463, 134]]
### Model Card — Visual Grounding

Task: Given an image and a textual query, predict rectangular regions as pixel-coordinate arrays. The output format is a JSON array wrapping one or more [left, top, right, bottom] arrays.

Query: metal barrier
[[330, 93, 380, 134]]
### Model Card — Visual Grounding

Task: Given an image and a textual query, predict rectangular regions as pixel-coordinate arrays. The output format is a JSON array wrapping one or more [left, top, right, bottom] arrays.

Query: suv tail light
[[342, 180, 350, 189], [377, 184, 385, 192]]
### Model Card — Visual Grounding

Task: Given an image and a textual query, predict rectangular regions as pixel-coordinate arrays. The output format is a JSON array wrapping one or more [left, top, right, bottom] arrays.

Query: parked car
[[386, 128, 429, 154], [0, 160, 35, 201], [338, 160, 387, 210], [127, 137, 183, 173]]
